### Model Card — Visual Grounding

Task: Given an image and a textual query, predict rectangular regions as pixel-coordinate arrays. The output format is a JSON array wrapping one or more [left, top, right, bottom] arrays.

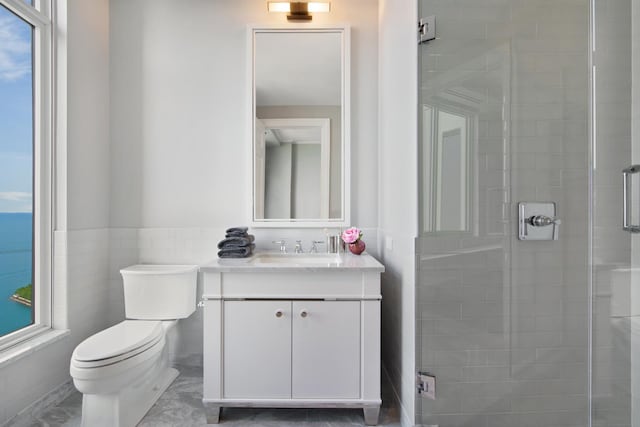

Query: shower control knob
[[527, 215, 561, 227], [518, 202, 560, 241]]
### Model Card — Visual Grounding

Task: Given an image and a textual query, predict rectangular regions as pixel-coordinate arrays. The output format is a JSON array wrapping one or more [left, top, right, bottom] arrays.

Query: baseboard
[[381, 363, 414, 427], [2, 380, 75, 427]]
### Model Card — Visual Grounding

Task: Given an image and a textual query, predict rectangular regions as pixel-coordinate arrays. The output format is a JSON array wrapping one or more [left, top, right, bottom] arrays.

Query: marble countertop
[[199, 251, 385, 273]]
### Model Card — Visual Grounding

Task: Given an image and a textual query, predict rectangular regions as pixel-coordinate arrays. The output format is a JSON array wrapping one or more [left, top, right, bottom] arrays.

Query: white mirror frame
[[248, 25, 351, 228]]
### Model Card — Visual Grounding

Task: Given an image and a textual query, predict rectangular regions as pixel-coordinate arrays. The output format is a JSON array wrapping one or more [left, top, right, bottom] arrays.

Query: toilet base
[[80, 366, 178, 427]]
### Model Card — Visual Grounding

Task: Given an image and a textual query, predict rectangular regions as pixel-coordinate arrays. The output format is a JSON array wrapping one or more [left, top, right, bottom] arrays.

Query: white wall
[[377, 1, 418, 426], [0, 0, 112, 424], [66, 0, 111, 230], [64, 0, 112, 358]]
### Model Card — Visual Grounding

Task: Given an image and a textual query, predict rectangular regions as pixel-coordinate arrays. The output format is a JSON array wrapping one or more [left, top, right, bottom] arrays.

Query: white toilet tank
[[121, 264, 198, 320]]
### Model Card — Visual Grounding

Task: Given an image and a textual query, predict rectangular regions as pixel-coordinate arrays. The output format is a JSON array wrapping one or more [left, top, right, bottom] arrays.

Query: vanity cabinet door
[[291, 301, 361, 399], [223, 300, 292, 399]]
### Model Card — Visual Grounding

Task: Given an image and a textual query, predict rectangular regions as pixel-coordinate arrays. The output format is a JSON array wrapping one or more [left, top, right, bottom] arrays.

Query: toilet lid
[[73, 320, 163, 362]]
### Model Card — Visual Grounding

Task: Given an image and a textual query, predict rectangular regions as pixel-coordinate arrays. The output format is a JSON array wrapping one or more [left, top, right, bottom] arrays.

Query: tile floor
[[14, 363, 401, 426]]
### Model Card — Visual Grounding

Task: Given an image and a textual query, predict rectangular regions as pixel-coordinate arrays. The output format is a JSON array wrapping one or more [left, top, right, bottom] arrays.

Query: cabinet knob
[[300, 310, 308, 318], [275, 309, 284, 318]]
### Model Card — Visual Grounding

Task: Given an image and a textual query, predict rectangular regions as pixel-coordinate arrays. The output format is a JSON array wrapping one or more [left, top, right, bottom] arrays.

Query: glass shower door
[[417, 0, 591, 425], [591, 0, 638, 425]]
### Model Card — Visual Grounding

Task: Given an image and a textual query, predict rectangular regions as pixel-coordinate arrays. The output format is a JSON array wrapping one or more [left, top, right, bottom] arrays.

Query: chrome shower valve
[[518, 202, 561, 241], [527, 215, 561, 227]]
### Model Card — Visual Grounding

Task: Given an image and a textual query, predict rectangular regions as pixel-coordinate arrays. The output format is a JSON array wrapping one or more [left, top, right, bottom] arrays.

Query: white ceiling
[[255, 32, 342, 107]]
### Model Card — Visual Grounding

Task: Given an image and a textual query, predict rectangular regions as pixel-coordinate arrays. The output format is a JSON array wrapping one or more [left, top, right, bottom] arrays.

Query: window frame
[[0, 0, 53, 351]]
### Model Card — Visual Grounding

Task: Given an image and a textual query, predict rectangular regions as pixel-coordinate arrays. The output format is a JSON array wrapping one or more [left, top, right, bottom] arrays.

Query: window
[[0, 0, 52, 349]]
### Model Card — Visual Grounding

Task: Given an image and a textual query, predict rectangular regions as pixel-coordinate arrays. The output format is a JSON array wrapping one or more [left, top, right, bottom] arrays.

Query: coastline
[[9, 294, 32, 307], [0, 212, 34, 336]]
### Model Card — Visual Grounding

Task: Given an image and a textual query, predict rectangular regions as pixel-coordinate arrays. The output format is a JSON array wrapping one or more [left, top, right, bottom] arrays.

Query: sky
[[0, 5, 33, 213]]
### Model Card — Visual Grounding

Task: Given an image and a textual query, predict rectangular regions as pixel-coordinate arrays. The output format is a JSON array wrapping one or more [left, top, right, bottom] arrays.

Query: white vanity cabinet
[[290, 300, 361, 399], [200, 254, 384, 426], [224, 300, 360, 400], [223, 300, 292, 399]]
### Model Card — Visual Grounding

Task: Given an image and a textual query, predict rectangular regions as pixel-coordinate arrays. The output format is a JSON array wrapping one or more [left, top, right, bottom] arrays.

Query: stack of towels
[[217, 227, 255, 258]]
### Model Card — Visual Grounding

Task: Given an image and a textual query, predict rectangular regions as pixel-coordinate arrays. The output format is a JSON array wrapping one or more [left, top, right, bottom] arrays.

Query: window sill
[[0, 328, 70, 369]]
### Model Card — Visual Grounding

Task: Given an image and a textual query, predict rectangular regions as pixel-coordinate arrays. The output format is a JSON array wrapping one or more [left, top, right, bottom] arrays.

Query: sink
[[252, 253, 343, 266]]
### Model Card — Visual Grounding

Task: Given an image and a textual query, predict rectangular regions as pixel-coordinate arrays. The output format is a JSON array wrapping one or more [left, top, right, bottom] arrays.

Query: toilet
[[70, 264, 198, 427]]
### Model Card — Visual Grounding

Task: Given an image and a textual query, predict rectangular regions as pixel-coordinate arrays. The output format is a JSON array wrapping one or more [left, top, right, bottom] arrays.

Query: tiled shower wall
[[417, 0, 590, 425]]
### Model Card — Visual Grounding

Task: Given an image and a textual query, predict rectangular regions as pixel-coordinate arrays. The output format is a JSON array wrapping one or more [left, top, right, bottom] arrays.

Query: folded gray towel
[[226, 226, 249, 237], [218, 245, 254, 258], [226, 226, 248, 234], [217, 235, 255, 249]]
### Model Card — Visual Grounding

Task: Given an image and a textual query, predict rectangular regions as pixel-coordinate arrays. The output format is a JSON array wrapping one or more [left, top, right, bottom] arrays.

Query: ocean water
[[0, 213, 33, 337]]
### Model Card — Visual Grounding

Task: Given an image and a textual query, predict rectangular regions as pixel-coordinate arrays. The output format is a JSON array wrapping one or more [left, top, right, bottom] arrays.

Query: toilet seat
[[70, 335, 165, 383], [72, 320, 163, 368]]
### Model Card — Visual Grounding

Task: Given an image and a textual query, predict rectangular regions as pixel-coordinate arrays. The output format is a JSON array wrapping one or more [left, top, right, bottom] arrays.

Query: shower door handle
[[623, 165, 640, 233]]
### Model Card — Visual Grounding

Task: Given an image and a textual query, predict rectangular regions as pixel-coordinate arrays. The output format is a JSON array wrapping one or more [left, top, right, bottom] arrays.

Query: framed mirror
[[249, 26, 350, 227]]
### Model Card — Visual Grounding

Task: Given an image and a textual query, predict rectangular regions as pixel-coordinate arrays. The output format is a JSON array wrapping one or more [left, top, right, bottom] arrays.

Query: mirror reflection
[[252, 30, 344, 223], [422, 104, 475, 233], [256, 118, 330, 219]]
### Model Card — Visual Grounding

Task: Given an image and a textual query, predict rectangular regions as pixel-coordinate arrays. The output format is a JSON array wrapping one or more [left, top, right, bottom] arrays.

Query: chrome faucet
[[272, 240, 287, 253], [310, 240, 324, 253], [294, 240, 304, 254]]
